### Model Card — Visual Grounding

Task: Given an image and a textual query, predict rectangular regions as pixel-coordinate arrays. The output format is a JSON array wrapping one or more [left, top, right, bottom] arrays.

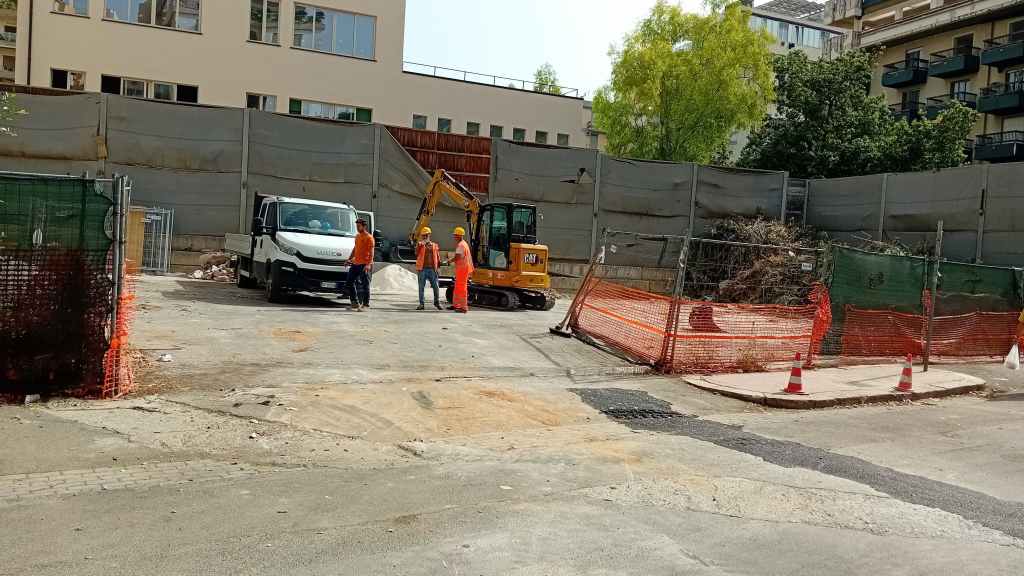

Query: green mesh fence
[[824, 245, 1022, 355], [0, 175, 114, 399]]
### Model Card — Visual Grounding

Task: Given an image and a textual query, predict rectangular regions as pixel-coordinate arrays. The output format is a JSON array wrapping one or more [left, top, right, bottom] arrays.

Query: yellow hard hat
[[420, 226, 432, 235], [453, 226, 466, 236]]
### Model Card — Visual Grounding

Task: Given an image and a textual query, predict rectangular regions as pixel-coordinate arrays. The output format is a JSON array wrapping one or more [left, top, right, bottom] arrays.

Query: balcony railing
[[882, 58, 929, 88], [976, 130, 1024, 147], [889, 101, 926, 121], [0, 31, 15, 44], [981, 33, 1024, 68], [925, 92, 977, 119], [980, 81, 1024, 97], [402, 61, 580, 98]]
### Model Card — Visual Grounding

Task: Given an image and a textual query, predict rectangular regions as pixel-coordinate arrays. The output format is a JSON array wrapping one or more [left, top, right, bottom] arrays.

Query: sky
[[403, 0, 704, 99]]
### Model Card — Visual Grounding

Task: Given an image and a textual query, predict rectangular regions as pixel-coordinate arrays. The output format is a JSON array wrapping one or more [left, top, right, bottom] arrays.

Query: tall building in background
[[728, 0, 847, 159], [825, 0, 1024, 162], [17, 1, 600, 149]]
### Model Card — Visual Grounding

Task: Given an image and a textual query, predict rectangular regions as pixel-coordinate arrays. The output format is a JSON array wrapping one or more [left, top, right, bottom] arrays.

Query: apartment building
[[825, 0, 1024, 162], [17, 1, 596, 148], [0, 8, 15, 83], [729, 0, 847, 157]]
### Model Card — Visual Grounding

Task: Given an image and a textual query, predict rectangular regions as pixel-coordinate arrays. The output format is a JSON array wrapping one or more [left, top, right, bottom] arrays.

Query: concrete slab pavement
[[684, 364, 986, 408]]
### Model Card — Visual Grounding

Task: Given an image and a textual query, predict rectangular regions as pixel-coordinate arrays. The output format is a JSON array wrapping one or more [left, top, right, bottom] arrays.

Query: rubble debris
[[191, 253, 235, 283], [157, 354, 173, 363], [370, 264, 419, 294]]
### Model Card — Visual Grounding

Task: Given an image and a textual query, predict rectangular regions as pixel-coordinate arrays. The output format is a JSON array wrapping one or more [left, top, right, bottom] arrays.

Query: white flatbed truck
[[226, 195, 375, 303]]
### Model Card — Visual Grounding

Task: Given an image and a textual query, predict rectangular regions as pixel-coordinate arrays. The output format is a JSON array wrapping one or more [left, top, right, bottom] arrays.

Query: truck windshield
[[277, 203, 356, 236]]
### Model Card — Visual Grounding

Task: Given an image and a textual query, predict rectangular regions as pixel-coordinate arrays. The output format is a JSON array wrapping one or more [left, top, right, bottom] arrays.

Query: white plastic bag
[[1005, 343, 1020, 371]]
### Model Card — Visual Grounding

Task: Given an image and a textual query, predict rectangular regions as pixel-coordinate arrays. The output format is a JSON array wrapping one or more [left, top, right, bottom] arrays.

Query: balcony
[[974, 131, 1024, 162], [861, 0, 888, 8], [889, 101, 926, 122], [881, 58, 929, 88], [981, 34, 1024, 69], [925, 92, 977, 119], [928, 47, 980, 78], [977, 82, 1024, 115], [823, 0, 861, 25], [0, 31, 14, 46]]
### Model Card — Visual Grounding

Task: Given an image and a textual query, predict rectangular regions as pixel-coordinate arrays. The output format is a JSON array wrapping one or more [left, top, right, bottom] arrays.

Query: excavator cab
[[473, 203, 536, 270]]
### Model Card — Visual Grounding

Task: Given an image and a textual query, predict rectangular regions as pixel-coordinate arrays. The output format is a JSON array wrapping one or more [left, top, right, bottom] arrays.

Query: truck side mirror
[[373, 229, 383, 245], [252, 217, 264, 235]]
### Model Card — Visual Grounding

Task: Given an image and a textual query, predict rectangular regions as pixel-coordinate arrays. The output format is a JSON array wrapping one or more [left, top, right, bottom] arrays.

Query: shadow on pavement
[[159, 279, 347, 309], [988, 392, 1024, 402]]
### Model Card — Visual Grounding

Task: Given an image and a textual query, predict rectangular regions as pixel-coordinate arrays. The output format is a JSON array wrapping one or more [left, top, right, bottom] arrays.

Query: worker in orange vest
[[344, 217, 375, 311], [445, 226, 474, 313], [415, 227, 442, 310]]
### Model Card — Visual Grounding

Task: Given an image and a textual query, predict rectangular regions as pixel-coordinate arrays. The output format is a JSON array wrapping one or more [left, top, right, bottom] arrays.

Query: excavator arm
[[408, 169, 481, 245]]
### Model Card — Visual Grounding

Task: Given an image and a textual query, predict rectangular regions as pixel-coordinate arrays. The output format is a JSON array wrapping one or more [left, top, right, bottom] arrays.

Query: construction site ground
[[2, 274, 1024, 575]]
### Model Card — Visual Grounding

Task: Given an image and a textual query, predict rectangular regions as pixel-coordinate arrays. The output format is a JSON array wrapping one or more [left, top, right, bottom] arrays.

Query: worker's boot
[[416, 304, 425, 310], [434, 302, 442, 310]]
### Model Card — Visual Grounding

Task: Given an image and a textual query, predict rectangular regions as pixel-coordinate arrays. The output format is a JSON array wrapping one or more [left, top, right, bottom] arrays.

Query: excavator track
[[469, 286, 520, 311]]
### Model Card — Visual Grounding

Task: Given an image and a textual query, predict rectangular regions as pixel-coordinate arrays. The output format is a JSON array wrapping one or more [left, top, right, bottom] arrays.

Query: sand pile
[[371, 263, 420, 294]]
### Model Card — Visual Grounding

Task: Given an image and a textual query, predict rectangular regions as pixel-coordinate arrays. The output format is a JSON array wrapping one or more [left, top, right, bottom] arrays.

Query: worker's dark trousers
[[347, 264, 370, 306]]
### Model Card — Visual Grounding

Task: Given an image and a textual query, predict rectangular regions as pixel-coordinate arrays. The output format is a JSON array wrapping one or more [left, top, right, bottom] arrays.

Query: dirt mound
[[371, 264, 419, 294]]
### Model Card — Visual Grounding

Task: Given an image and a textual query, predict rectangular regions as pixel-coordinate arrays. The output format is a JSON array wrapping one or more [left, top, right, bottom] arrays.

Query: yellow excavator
[[403, 169, 556, 311]]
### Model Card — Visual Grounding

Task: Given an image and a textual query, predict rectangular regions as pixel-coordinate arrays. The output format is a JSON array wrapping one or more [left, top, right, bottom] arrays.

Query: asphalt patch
[[572, 387, 1024, 541]]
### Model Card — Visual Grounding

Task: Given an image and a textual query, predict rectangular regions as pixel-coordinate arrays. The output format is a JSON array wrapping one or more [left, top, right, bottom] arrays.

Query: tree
[[533, 63, 562, 95], [0, 0, 15, 9], [592, 0, 774, 163], [738, 50, 977, 178]]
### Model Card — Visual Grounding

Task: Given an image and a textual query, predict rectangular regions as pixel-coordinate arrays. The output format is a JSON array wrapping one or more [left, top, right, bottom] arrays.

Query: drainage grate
[[601, 408, 683, 420]]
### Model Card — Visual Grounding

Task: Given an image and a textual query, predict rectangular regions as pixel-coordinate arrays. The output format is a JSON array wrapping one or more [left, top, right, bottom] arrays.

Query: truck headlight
[[278, 243, 297, 256]]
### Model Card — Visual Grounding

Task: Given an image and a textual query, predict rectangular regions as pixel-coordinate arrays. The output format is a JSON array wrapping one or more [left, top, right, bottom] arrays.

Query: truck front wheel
[[265, 261, 285, 303], [236, 258, 256, 289]]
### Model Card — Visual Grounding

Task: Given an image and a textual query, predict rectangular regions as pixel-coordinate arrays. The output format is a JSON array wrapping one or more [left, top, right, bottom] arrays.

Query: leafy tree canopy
[[593, 0, 774, 163], [738, 49, 976, 178], [533, 63, 562, 95]]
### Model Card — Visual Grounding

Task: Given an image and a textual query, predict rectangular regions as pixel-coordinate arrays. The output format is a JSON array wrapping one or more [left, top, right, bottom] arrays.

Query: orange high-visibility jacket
[[454, 240, 474, 275], [415, 241, 440, 271]]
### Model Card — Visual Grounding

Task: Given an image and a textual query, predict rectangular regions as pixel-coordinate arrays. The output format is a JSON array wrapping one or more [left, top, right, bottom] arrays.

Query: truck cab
[[228, 196, 362, 302]]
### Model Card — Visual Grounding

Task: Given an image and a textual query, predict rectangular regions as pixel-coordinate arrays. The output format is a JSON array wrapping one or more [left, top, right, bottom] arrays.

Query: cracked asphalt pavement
[[2, 276, 1023, 575]]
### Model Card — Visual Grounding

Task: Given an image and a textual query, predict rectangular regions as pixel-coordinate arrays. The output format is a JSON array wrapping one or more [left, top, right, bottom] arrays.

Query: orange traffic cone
[[895, 353, 913, 392], [783, 352, 806, 394]]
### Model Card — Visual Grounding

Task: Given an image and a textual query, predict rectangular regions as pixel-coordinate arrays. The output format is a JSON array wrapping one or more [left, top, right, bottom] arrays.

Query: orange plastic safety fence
[[570, 278, 831, 373], [841, 306, 1021, 359], [101, 276, 137, 399], [571, 277, 672, 365]]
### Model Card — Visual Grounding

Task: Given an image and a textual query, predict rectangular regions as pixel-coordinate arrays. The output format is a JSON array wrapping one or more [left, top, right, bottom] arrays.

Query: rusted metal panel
[[384, 125, 490, 195]]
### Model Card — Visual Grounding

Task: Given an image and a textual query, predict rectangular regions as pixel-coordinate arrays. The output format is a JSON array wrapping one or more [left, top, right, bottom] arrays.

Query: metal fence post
[[372, 124, 382, 213], [97, 94, 108, 178], [590, 151, 602, 257], [976, 164, 988, 263], [780, 171, 789, 221], [878, 173, 888, 239], [239, 108, 250, 233], [923, 219, 943, 372]]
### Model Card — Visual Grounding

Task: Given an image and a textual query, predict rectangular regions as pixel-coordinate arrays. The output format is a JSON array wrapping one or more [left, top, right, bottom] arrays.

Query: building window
[[950, 79, 969, 98], [53, 1, 89, 16], [953, 34, 973, 56], [2, 56, 15, 75], [293, 4, 375, 59], [513, 128, 526, 142], [246, 93, 277, 111], [288, 98, 372, 122], [100, 74, 198, 103], [490, 125, 503, 138], [466, 121, 480, 136], [437, 118, 451, 133], [249, 0, 280, 44], [104, 0, 201, 32], [535, 131, 548, 144], [1008, 68, 1024, 91], [412, 114, 427, 129], [557, 133, 569, 147]]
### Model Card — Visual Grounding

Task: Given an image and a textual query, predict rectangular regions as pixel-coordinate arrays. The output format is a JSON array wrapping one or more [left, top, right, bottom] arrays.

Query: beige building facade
[[825, 0, 1024, 161], [17, 0, 596, 147]]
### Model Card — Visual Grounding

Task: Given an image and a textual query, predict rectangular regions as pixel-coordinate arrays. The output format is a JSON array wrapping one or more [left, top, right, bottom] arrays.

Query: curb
[[684, 379, 987, 410]]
